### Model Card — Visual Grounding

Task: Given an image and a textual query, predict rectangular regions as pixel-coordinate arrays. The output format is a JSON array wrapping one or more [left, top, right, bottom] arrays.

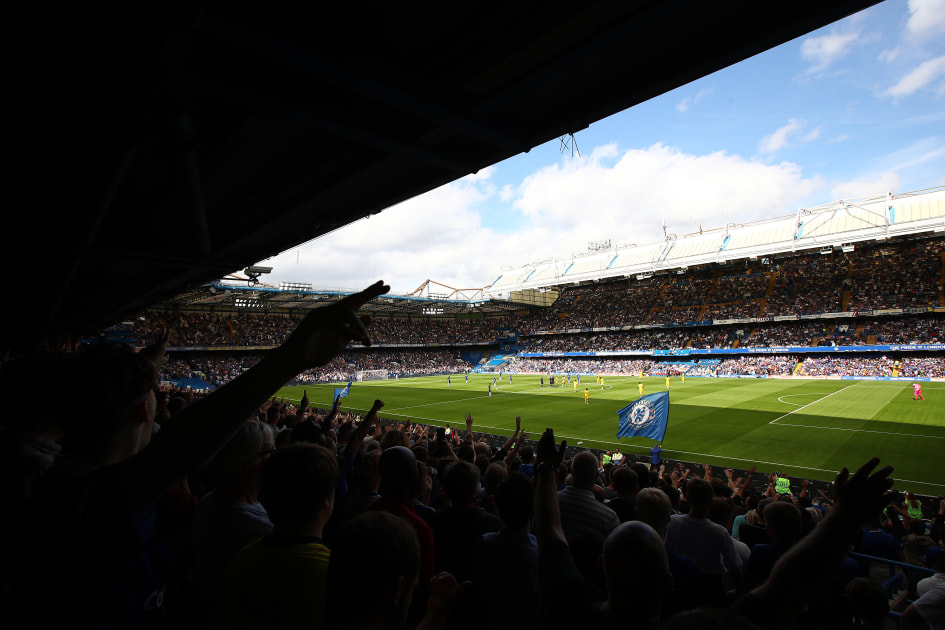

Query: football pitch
[[277, 374, 945, 494]]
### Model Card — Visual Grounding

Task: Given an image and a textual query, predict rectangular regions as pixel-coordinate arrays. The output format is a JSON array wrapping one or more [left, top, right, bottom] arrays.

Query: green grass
[[277, 374, 945, 494]]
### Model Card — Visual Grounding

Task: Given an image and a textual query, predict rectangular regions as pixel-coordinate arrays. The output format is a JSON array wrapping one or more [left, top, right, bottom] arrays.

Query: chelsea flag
[[616, 391, 669, 441], [334, 381, 353, 401]]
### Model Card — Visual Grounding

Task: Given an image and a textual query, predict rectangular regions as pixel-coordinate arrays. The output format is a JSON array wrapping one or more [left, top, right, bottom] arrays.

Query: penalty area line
[[769, 385, 855, 424]]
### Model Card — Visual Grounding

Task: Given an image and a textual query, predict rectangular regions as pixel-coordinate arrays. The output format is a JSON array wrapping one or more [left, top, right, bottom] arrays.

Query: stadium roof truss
[[483, 186, 945, 296], [153, 281, 528, 317]]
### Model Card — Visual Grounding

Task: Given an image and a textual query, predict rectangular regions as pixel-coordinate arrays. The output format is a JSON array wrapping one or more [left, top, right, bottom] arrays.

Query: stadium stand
[[120, 231, 945, 388]]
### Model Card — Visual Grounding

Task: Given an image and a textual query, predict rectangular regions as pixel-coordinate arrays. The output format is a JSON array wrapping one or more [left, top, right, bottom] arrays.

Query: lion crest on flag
[[628, 399, 658, 430]]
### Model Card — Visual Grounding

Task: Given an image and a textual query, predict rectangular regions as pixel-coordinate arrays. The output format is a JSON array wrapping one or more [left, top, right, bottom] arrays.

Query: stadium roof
[[8, 0, 882, 351], [485, 187, 945, 295], [156, 281, 529, 317]]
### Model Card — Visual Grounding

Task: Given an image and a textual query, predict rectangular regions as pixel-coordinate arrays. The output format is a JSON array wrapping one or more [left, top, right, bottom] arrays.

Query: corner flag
[[334, 381, 353, 401], [616, 391, 669, 441]]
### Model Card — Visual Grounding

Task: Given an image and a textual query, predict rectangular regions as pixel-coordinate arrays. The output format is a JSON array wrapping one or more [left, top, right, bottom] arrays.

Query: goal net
[[356, 369, 389, 382]]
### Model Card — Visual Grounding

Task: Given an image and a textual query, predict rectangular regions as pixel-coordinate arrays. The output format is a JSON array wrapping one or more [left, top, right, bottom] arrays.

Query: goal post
[[356, 369, 389, 382]]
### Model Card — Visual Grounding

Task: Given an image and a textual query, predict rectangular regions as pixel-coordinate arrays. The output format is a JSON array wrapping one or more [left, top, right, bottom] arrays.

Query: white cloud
[[906, 0, 945, 38], [676, 88, 714, 112], [803, 126, 823, 143], [829, 172, 901, 200], [885, 55, 945, 97], [506, 143, 824, 263], [759, 119, 808, 154], [800, 30, 861, 74], [257, 144, 826, 292], [878, 47, 900, 63], [257, 175, 497, 293], [880, 137, 945, 173]]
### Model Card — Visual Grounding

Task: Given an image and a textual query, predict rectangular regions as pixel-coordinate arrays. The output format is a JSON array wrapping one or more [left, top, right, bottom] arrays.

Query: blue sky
[[256, 0, 945, 296]]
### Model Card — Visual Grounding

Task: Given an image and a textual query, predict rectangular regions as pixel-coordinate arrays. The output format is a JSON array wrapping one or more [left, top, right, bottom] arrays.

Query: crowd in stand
[[899, 356, 945, 378], [138, 313, 518, 349], [763, 254, 848, 315], [711, 272, 769, 303], [715, 356, 797, 376], [797, 356, 897, 378], [6, 277, 945, 630], [866, 316, 942, 345], [848, 240, 944, 310], [162, 349, 473, 386]]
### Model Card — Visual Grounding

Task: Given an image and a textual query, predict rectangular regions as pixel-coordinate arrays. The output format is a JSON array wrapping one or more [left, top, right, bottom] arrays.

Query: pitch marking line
[[768, 385, 855, 424], [771, 422, 945, 440], [777, 393, 835, 407]]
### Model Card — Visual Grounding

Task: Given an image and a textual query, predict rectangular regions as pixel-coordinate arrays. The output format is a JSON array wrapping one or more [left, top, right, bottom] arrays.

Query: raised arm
[[463, 413, 474, 445], [297, 390, 310, 418], [123, 281, 390, 509], [345, 399, 384, 458], [498, 416, 521, 456], [534, 428, 568, 551], [321, 395, 343, 431], [745, 458, 896, 630], [504, 431, 529, 466]]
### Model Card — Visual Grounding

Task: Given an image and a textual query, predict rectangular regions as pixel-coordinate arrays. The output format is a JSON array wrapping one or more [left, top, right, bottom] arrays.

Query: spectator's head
[[601, 521, 671, 621], [410, 444, 428, 466], [325, 511, 420, 628], [336, 421, 353, 443], [755, 497, 777, 524], [631, 462, 651, 488], [711, 477, 733, 499], [844, 577, 889, 629], [494, 472, 534, 531], [635, 487, 673, 537], [378, 446, 418, 500], [380, 428, 409, 451], [612, 467, 639, 498], [441, 460, 481, 508], [208, 420, 276, 499], [519, 444, 534, 464], [290, 419, 325, 446], [662, 485, 681, 511], [482, 461, 508, 499], [506, 452, 522, 473], [60, 343, 160, 463], [908, 519, 926, 536], [454, 441, 474, 464], [683, 478, 714, 516], [763, 501, 802, 544], [571, 450, 600, 488], [709, 498, 736, 531], [474, 453, 491, 477], [350, 446, 382, 494], [259, 443, 338, 534]]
